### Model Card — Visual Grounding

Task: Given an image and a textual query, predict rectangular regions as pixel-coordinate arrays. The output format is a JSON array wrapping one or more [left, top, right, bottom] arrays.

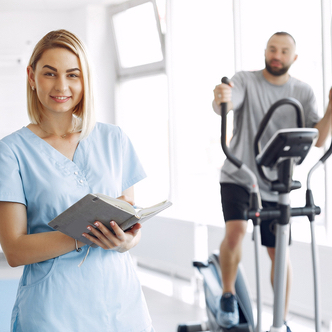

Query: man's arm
[[314, 87, 332, 147]]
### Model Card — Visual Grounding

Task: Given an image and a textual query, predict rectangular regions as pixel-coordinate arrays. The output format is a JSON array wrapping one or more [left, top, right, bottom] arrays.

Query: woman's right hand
[[82, 220, 142, 253]]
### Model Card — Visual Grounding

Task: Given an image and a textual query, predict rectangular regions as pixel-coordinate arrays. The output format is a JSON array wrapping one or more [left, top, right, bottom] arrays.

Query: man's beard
[[265, 60, 290, 76]]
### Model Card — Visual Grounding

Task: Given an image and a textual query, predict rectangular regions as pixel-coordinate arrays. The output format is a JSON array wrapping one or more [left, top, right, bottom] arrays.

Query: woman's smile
[[50, 95, 72, 103]]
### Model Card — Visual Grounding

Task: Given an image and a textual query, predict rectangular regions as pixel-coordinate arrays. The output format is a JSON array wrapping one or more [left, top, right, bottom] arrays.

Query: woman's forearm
[[5, 231, 83, 267]]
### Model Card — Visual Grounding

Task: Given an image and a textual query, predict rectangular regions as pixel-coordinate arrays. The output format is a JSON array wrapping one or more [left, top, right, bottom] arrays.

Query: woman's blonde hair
[[27, 29, 95, 140]]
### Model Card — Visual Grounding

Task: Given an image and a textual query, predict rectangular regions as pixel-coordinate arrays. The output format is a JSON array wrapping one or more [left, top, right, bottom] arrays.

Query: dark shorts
[[220, 183, 291, 248]]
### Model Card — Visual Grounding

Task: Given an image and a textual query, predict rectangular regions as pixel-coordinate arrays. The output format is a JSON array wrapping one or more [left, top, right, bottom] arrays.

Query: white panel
[[131, 216, 198, 280]]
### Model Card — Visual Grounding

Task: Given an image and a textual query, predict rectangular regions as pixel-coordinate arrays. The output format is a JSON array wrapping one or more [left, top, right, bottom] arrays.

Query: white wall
[[86, 5, 117, 124], [0, 5, 116, 140], [0, 10, 83, 138]]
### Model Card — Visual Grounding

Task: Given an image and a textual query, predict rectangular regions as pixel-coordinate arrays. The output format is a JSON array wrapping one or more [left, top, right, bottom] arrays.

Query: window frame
[[109, 0, 165, 80]]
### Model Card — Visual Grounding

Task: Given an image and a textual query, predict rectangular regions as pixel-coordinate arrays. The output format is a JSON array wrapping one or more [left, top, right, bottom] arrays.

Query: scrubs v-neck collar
[[23, 126, 87, 166]]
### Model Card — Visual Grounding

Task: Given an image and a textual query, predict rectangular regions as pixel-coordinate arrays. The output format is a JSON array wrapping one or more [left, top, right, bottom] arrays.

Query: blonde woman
[[0, 29, 154, 332]]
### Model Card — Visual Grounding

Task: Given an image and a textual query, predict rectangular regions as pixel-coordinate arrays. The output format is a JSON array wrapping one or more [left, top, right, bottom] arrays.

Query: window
[[110, 0, 332, 244], [160, 0, 235, 223], [115, 74, 169, 206], [110, 0, 165, 78], [111, 0, 168, 206]]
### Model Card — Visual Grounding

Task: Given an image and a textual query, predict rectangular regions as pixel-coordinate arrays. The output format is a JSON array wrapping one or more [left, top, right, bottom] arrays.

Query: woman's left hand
[[82, 221, 142, 253]]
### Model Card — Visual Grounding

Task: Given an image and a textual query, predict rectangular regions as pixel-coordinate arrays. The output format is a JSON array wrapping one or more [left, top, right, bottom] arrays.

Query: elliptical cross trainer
[[178, 76, 332, 332]]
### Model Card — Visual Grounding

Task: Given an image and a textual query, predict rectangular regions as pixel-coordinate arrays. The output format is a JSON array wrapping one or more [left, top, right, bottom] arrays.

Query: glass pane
[[112, 2, 163, 68], [165, 0, 234, 225], [115, 74, 169, 206]]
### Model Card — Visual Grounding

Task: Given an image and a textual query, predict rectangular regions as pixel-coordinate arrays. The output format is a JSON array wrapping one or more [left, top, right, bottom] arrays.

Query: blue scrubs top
[[0, 123, 154, 332]]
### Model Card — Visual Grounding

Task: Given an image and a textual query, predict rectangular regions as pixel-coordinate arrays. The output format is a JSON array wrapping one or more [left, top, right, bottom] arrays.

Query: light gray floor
[[142, 283, 329, 332], [143, 286, 207, 332], [0, 254, 329, 332], [137, 266, 329, 332]]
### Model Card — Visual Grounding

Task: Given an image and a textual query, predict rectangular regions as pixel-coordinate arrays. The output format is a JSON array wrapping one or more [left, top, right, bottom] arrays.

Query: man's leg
[[266, 247, 293, 320], [216, 220, 247, 328], [219, 220, 248, 294], [218, 183, 250, 328]]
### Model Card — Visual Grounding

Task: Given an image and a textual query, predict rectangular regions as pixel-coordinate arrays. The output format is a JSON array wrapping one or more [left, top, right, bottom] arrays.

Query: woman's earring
[[31, 86, 35, 91]]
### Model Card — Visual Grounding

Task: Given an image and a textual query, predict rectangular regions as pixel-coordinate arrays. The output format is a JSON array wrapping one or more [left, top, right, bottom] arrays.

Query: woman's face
[[28, 47, 84, 117]]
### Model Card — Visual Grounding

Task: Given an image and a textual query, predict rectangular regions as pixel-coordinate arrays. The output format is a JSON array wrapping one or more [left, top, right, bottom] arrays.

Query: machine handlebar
[[254, 98, 305, 185], [220, 77, 243, 169], [245, 206, 321, 221]]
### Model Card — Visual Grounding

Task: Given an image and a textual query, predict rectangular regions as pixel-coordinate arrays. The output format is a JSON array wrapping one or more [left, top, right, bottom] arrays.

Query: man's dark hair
[[270, 31, 296, 45]]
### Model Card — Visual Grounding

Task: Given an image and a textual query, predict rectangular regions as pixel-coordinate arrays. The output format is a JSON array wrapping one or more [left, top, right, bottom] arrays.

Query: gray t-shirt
[[213, 70, 320, 201]]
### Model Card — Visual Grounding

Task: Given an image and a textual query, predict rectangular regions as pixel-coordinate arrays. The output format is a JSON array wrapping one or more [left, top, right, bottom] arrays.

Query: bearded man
[[212, 31, 332, 331]]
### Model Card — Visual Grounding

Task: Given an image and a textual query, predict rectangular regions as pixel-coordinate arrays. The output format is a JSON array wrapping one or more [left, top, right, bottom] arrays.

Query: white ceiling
[[0, 0, 127, 11]]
